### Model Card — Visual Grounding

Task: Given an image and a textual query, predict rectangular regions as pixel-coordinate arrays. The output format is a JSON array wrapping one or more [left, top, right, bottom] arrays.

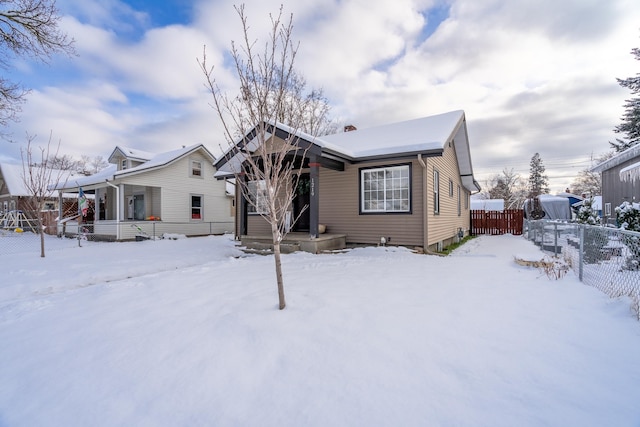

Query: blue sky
[[2, 0, 640, 193]]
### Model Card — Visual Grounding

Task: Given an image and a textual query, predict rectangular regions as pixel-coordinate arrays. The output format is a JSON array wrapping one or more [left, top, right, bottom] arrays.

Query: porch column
[[118, 184, 125, 221], [309, 156, 320, 238]]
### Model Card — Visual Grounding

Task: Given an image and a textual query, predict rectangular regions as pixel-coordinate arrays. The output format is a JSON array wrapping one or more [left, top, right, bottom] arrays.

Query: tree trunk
[[38, 214, 45, 258], [272, 241, 286, 310]]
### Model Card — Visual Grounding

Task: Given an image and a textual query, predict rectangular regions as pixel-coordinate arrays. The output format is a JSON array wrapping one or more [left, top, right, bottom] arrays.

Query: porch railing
[[59, 220, 235, 241]]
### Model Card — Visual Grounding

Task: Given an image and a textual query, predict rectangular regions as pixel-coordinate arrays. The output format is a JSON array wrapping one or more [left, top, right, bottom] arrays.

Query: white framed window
[[434, 170, 440, 214], [121, 159, 127, 170], [449, 179, 454, 197], [190, 160, 202, 177], [247, 180, 269, 214], [43, 201, 56, 211], [605, 202, 611, 217], [457, 185, 461, 216], [360, 165, 411, 213], [191, 194, 203, 220]]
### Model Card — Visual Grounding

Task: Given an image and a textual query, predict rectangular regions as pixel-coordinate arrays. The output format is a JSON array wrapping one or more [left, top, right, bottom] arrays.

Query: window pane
[[361, 165, 410, 212]]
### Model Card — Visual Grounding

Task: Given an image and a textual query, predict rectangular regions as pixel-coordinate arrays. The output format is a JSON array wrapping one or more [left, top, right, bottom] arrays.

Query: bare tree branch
[[199, 5, 331, 310], [20, 130, 70, 257], [0, 0, 75, 134]]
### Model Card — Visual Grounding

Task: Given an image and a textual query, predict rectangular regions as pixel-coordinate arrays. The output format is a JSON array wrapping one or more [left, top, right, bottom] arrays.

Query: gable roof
[[215, 110, 480, 192], [108, 146, 155, 163], [0, 163, 76, 197], [55, 144, 215, 190]]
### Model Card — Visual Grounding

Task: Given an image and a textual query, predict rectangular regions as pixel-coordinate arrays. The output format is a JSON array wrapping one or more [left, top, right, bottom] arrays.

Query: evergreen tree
[[575, 197, 601, 225], [610, 43, 640, 152], [616, 201, 640, 270], [528, 153, 549, 197]]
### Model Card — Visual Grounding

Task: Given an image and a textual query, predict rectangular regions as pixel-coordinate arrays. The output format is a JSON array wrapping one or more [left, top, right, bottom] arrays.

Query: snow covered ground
[[1, 233, 639, 427]]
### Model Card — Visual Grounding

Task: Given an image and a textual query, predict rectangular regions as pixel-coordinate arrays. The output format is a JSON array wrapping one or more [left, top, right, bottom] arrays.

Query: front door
[[293, 174, 310, 231], [134, 194, 145, 220]]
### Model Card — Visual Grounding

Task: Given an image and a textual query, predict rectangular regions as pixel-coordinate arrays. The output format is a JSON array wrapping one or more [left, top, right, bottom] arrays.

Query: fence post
[[554, 223, 558, 257], [153, 221, 156, 240], [578, 225, 584, 281]]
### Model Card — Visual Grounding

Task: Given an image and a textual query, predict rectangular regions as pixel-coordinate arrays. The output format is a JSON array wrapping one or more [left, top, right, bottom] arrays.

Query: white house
[[54, 144, 234, 240]]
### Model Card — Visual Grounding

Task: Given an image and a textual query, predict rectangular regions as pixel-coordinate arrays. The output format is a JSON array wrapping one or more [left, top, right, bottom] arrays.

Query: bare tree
[[47, 153, 76, 170], [88, 155, 108, 174], [199, 5, 331, 310], [481, 168, 528, 209], [570, 152, 613, 197], [20, 131, 69, 257], [0, 0, 75, 132], [47, 153, 108, 174]]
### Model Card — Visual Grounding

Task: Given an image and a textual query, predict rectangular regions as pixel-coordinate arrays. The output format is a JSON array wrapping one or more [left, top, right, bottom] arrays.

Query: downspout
[[105, 180, 120, 241], [418, 154, 446, 256]]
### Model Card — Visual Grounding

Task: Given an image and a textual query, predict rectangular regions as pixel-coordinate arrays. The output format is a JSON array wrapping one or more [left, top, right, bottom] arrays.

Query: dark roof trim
[[348, 149, 443, 164]]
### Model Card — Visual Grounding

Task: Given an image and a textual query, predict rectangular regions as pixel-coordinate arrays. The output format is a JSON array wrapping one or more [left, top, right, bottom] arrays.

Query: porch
[[59, 219, 234, 241], [241, 232, 347, 254]]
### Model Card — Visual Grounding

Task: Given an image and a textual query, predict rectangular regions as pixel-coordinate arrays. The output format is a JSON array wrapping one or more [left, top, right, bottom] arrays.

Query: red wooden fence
[[471, 209, 524, 235]]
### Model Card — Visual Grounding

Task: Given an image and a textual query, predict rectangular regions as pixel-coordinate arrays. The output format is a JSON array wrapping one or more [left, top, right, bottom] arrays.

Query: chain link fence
[[524, 219, 640, 319]]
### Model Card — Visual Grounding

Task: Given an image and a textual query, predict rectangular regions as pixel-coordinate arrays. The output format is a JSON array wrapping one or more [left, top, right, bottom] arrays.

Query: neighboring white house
[[53, 144, 235, 240], [470, 198, 505, 211], [0, 163, 82, 233]]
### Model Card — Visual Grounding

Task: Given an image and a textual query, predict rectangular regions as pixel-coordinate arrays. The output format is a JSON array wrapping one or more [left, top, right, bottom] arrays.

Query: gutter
[[418, 154, 447, 257], [104, 180, 120, 241]]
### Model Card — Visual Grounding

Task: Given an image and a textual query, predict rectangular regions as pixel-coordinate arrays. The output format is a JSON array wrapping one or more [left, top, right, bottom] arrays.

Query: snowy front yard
[[1, 233, 639, 426]]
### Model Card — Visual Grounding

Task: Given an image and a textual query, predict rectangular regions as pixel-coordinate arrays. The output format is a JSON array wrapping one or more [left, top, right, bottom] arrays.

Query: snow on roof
[[56, 144, 214, 189], [319, 110, 465, 158], [117, 144, 214, 177], [470, 199, 505, 211], [0, 163, 77, 197], [591, 144, 640, 173], [216, 110, 471, 175], [110, 146, 155, 162], [64, 164, 118, 188]]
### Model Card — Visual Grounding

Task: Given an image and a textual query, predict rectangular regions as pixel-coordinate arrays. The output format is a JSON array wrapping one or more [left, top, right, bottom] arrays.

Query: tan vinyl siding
[[320, 158, 424, 246], [426, 141, 470, 248], [247, 214, 271, 235], [243, 169, 296, 236]]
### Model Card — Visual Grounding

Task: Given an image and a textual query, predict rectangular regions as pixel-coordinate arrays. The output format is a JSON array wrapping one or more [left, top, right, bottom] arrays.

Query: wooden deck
[[241, 232, 347, 254]]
